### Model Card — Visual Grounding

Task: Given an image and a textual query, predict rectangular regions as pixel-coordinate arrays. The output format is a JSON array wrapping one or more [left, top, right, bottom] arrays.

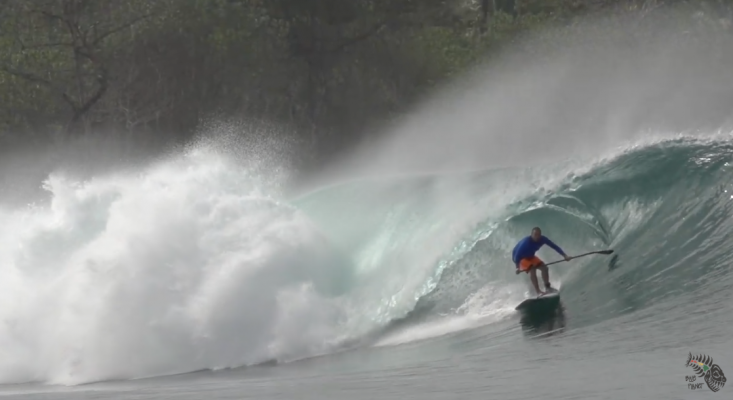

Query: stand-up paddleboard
[[515, 291, 561, 312], [513, 250, 614, 313]]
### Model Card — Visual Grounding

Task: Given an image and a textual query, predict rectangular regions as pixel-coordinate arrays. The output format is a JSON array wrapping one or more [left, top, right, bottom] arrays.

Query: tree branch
[[0, 65, 55, 87], [327, 23, 385, 55], [92, 13, 153, 47]]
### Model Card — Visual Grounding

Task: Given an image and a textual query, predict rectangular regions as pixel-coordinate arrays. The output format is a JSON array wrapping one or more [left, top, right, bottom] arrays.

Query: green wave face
[[293, 136, 733, 331]]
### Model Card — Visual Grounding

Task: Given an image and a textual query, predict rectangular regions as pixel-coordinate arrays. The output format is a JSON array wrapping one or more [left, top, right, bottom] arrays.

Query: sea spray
[[0, 136, 353, 385]]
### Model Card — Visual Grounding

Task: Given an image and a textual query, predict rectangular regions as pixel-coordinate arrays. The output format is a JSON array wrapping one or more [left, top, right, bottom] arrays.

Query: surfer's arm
[[542, 236, 567, 257]]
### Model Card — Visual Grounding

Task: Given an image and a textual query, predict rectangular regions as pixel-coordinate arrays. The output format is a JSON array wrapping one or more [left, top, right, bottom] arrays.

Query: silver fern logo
[[685, 353, 726, 392]]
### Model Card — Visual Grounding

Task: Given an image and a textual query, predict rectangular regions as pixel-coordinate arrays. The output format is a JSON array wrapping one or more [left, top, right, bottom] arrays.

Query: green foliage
[[0, 0, 730, 160], [413, 27, 478, 78]]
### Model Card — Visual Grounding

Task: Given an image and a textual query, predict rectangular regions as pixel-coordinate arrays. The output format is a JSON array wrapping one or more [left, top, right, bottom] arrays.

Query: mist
[[296, 6, 733, 193], [0, 118, 301, 208]]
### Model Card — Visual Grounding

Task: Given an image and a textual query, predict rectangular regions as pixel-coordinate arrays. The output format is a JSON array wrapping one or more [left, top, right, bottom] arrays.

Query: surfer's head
[[531, 227, 542, 241]]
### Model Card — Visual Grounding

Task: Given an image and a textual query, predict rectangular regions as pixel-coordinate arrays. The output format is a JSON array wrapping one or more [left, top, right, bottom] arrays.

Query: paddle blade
[[597, 250, 614, 255]]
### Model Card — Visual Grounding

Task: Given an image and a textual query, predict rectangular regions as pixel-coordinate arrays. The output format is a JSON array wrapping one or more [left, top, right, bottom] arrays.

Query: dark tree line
[[1, 0, 731, 165]]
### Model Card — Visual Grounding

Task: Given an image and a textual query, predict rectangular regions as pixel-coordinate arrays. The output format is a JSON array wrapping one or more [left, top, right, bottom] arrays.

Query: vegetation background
[[1, 0, 732, 173]]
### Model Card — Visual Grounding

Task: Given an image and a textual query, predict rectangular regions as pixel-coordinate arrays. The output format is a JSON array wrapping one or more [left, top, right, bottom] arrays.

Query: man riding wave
[[512, 227, 572, 296]]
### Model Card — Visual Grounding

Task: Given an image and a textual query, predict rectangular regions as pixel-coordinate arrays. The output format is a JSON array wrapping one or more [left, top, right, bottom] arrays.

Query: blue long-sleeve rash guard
[[511, 235, 566, 265]]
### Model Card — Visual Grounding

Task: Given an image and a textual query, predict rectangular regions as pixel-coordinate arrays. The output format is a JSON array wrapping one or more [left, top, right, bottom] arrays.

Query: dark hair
[[531, 227, 541, 234]]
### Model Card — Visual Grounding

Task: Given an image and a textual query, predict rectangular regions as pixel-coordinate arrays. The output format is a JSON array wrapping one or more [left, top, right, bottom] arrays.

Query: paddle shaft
[[545, 250, 613, 266], [515, 249, 614, 274]]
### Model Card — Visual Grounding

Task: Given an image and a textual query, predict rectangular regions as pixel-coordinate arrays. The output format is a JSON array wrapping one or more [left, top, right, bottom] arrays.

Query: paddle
[[546, 249, 614, 266], [515, 249, 614, 274]]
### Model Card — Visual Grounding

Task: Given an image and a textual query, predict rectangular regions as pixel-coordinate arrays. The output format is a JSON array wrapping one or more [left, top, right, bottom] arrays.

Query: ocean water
[[0, 134, 731, 399]]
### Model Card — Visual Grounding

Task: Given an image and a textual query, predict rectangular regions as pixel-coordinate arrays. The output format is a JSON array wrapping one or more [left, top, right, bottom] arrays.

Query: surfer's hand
[[564, 255, 572, 261]]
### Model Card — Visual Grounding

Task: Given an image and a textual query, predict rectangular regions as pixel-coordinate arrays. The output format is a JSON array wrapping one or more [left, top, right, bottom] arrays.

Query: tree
[[0, 0, 158, 138]]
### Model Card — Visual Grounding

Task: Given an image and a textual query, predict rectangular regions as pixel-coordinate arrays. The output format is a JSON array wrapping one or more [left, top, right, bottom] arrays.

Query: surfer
[[512, 227, 572, 296]]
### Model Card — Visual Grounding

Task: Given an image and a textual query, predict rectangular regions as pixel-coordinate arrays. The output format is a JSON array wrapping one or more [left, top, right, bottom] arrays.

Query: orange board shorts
[[518, 256, 544, 272]]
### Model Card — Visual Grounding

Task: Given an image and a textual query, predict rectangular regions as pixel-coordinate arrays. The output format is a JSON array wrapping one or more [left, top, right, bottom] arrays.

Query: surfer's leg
[[539, 264, 551, 288], [529, 268, 542, 295]]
